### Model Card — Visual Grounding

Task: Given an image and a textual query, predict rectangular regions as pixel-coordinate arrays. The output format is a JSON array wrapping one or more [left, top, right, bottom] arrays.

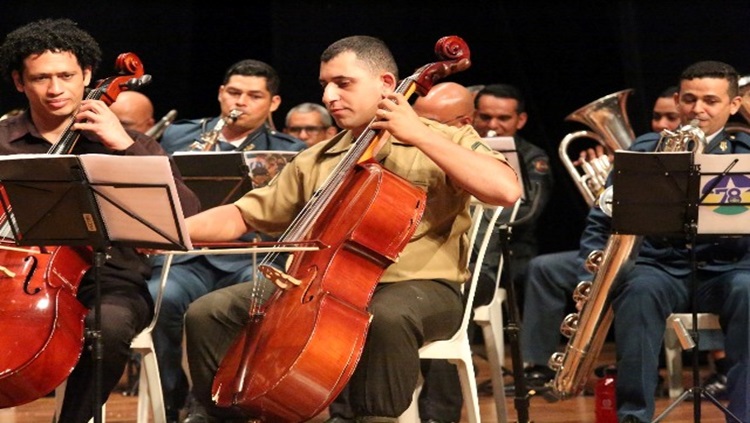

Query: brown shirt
[[234, 118, 514, 284]]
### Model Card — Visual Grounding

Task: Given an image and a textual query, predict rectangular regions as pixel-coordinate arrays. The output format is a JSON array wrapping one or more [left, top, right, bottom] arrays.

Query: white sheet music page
[[694, 153, 750, 235], [78, 154, 192, 249]]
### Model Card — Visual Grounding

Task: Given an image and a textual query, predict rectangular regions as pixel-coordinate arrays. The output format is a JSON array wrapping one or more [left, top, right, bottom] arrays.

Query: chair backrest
[[144, 252, 176, 333], [445, 202, 504, 342]]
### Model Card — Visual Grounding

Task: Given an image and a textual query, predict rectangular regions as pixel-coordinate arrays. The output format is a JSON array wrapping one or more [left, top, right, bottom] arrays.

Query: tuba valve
[[559, 89, 636, 207]]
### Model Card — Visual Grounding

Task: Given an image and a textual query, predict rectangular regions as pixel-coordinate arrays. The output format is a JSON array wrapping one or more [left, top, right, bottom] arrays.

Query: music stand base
[[652, 387, 741, 423], [92, 250, 105, 423]]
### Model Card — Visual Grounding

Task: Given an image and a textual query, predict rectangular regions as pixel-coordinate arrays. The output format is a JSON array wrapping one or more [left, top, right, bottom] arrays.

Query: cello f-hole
[[300, 266, 319, 304], [22, 256, 41, 295]]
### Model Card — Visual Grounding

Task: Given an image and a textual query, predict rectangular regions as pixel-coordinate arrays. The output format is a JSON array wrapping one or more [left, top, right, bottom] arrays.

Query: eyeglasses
[[286, 126, 327, 135]]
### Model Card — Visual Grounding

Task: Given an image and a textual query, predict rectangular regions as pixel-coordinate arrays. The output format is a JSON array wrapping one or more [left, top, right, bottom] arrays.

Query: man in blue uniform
[[579, 60, 750, 422], [148, 59, 305, 422], [519, 87, 684, 392]]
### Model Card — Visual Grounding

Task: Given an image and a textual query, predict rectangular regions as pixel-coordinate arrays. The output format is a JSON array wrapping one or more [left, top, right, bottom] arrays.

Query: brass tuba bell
[[559, 89, 636, 206]]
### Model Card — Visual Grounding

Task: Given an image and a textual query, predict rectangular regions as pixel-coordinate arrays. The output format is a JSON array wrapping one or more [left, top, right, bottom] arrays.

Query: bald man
[[412, 82, 474, 127], [413, 81, 476, 423], [334, 81, 478, 423], [109, 91, 155, 133]]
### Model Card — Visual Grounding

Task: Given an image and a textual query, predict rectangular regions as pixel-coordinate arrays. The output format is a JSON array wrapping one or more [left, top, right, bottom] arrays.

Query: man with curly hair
[[0, 18, 200, 422]]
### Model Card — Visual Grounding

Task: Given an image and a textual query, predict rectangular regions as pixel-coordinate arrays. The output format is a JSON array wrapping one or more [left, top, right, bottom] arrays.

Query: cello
[[211, 36, 471, 422], [0, 52, 151, 407]]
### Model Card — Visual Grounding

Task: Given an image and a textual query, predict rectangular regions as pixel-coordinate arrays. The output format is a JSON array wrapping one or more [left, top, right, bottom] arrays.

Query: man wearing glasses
[[284, 102, 338, 146]]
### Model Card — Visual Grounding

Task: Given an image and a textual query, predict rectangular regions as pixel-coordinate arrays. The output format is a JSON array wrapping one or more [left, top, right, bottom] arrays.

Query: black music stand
[[0, 154, 190, 423], [610, 151, 742, 423], [173, 152, 253, 208]]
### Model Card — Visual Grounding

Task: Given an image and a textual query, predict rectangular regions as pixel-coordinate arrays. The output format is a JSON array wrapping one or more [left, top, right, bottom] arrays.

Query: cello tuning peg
[[126, 74, 152, 90]]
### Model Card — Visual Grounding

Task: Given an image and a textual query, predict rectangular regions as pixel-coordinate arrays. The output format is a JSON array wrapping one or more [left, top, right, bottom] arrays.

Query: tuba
[[186, 109, 242, 151], [548, 119, 705, 399], [559, 89, 635, 206]]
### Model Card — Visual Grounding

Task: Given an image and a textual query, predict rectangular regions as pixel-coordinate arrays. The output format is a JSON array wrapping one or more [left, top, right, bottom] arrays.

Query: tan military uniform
[[234, 118, 514, 285]]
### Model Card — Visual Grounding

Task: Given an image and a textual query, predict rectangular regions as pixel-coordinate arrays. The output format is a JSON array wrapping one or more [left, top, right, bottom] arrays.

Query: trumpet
[[186, 109, 242, 151], [559, 89, 635, 206]]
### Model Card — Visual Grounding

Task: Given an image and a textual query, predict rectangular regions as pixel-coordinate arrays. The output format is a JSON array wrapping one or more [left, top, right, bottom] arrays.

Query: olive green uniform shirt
[[234, 118, 514, 285]]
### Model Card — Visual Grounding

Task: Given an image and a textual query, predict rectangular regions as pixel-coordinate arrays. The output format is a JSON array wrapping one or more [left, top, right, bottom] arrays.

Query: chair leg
[[478, 307, 508, 423], [452, 355, 481, 423], [663, 325, 684, 398], [54, 382, 105, 423], [54, 383, 65, 422], [138, 347, 167, 423]]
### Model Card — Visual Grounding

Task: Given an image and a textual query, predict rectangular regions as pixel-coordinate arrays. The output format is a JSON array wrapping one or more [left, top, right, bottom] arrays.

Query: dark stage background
[[2, 0, 749, 254]]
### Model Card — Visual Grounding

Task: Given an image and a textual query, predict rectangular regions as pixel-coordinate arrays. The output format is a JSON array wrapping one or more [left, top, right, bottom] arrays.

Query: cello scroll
[[48, 52, 152, 155], [412, 35, 471, 96], [95, 52, 152, 106]]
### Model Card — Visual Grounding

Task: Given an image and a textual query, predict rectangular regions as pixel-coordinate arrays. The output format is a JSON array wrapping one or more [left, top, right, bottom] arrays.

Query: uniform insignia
[[534, 158, 550, 174], [720, 140, 728, 151], [472, 141, 492, 152]]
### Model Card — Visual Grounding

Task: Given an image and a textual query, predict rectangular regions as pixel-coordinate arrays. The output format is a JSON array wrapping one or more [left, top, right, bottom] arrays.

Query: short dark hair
[[223, 59, 280, 95], [658, 86, 678, 98], [321, 35, 398, 79], [679, 60, 739, 97], [0, 18, 101, 83], [474, 83, 526, 113]]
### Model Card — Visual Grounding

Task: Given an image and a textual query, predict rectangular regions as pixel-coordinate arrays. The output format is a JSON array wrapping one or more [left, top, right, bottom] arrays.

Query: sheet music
[[171, 150, 298, 207], [78, 154, 192, 249], [694, 153, 750, 235]]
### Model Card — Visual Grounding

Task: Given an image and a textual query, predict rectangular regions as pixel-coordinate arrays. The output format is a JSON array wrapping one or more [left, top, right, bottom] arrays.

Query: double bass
[[211, 36, 471, 422], [0, 53, 150, 407]]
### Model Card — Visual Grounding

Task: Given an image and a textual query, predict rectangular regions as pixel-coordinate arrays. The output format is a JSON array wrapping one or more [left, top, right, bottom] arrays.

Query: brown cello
[[0, 52, 150, 407], [211, 36, 471, 422]]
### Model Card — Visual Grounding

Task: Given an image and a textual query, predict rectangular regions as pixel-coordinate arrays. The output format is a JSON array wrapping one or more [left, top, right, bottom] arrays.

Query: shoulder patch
[[472, 141, 492, 152], [533, 158, 550, 174]]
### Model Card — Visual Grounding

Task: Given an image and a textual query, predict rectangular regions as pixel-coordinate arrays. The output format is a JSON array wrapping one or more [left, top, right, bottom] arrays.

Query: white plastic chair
[[398, 202, 504, 423], [471, 199, 520, 423], [55, 253, 175, 423], [663, 312, 722, 398], [472, 287, 507, 423]]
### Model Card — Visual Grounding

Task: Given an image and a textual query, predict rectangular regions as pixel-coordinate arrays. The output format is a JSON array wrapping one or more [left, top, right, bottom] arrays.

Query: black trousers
[[185, 279, 463, 419], [58, 290, 151, 423]]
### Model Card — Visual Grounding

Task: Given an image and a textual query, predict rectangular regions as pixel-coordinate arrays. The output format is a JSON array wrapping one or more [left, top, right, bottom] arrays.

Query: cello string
[[260, 77, 413, 257], [255, 76, 416, 279]]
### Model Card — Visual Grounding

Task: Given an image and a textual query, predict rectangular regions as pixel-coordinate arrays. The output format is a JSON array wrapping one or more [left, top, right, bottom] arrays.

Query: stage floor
[[2, 342, 729, 422]]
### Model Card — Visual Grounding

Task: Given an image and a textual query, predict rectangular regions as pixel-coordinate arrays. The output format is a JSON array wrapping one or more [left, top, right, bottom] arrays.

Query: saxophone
[[145, 109, 177, 139], [548, 119, 705, 399], [186, 109, 243, 151]]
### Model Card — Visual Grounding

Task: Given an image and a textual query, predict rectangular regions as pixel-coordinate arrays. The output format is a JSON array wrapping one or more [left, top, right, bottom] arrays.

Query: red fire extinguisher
[[595, 367, 617, 423]]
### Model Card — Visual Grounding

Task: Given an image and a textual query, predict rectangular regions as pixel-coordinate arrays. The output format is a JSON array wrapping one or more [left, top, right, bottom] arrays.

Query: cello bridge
[[259, 264, 301, 290]]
